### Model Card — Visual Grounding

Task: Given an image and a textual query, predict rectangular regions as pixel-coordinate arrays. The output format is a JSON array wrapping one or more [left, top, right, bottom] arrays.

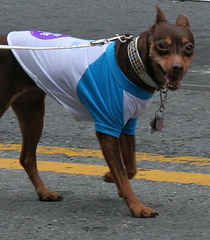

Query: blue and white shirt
[[8, 31, 153, 137]]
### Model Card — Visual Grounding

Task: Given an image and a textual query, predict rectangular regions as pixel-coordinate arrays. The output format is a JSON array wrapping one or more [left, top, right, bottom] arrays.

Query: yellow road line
[[0, 143, 209, 166], [0, 158, 209, 186]]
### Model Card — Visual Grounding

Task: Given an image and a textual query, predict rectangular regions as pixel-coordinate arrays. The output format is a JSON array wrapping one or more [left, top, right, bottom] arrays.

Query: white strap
[[0, 34, 133, 50]]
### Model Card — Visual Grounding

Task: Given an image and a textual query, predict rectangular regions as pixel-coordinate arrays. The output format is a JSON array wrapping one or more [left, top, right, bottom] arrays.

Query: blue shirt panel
[[122, 118, 138, 135], [77, 43, 124, 137], [77, 42, 153, 137]]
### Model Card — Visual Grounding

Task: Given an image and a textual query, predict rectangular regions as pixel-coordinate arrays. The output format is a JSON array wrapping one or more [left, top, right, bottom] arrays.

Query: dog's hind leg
[[12, 89, 62, 201], [0, 56, 16, 117], [0, 93, 12, 118], [104, 133, 137, 182]]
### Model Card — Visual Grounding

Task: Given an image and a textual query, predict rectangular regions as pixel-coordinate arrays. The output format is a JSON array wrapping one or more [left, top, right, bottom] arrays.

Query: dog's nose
[[172, 64, 184, 74]]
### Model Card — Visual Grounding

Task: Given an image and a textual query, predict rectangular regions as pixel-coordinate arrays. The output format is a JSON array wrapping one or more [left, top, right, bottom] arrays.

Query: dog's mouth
[[157, 65, 183, 90], [165, 74, 182, 90]]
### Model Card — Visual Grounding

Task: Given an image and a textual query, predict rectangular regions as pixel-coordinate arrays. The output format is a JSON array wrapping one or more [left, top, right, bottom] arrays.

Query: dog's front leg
[[104, 133, 137, 182], [119, 133, 137, 179], [96, 131, 158, 218]]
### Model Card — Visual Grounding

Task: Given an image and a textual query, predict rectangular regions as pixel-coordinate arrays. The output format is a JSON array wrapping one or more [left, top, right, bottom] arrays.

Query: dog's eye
[[185, 43, 194, 52], [156, 42, 169, 54], [158, 43, 167, 49], [184, 43, 194, 56]]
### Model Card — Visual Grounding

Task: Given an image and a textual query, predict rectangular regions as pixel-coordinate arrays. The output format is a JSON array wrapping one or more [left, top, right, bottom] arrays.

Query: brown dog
[[0, 5, 194, 217]]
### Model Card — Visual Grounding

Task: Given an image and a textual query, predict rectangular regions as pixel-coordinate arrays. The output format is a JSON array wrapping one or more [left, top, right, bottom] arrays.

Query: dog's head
[[142, 5, 194, 90]]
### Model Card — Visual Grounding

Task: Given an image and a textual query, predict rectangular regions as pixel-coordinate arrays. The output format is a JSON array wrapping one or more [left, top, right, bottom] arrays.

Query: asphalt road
[[0, 1, 210, 240]]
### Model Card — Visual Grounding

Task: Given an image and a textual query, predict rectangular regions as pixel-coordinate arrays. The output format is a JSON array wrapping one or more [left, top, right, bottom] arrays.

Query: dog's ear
[[155, 4, 168, 24], [148, 5, 168, 33], [176, 14, 190, 28]]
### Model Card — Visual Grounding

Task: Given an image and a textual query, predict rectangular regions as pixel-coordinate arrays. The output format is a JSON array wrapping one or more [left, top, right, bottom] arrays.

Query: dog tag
[[155, 115, 164, 131], [150, 115, 164, 134], [150, 117, 157, 134]]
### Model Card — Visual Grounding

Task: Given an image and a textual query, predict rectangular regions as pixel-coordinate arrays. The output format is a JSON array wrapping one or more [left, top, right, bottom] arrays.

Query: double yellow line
[[0, 144, 209, 186]]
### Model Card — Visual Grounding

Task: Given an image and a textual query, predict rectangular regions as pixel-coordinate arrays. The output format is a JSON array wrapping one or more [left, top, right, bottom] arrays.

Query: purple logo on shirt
[[30, 30, 70, 39]]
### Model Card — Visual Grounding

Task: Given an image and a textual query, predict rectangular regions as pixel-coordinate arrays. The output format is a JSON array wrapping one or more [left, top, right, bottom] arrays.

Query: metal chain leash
[[158, 88, 168, 115], [150, 88, 168, 134], [90, 34, 133, 46]]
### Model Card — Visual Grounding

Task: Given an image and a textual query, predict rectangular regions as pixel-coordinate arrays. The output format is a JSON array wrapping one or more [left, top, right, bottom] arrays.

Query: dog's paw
[[132, 206, 159, 218], [103, 172, 114, 183], [38, 190, 63, 202]]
